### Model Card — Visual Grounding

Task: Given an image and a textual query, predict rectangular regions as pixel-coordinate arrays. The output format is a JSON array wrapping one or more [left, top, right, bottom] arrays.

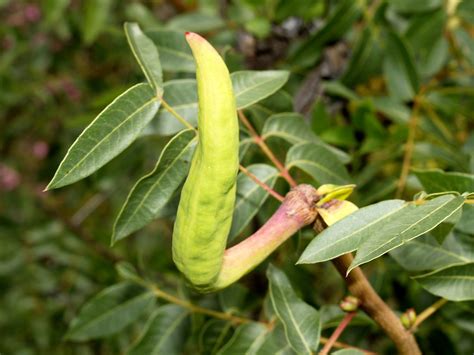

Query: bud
[[339, 295, 361, 312], [400, 308, 417, 329]]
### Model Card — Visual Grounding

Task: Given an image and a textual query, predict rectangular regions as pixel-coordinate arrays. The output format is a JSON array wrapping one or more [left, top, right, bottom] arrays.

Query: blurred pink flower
[[24, 4, 41, 23], [32, 141, 49, 159], [0, 164, 21, 191]]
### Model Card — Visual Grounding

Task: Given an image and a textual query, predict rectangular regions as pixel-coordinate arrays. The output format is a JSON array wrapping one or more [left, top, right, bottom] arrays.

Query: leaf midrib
[[271, 284, 312, 354], [357, 197, 463, 262]]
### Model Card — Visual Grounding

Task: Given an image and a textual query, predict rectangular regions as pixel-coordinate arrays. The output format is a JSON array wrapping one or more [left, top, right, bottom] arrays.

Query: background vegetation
[[1, 0, 473, 354]]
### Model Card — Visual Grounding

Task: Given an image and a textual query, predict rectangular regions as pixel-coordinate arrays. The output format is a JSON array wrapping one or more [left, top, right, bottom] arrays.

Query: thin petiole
[[238, 110, 297, 187], [158, 95, 197, 132], [239, 164, 285, 202]]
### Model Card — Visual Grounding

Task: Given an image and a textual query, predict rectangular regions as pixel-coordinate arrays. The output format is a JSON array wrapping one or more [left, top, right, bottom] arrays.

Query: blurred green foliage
[[1, 0, 473, 354]]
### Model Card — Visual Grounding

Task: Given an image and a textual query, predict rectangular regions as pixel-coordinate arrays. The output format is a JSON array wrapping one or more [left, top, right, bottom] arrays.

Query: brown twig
[[410, 298, 448, 331], [332, 254, 421, 355], [238, 110, 298, 187], [320, 312, 357, 355]]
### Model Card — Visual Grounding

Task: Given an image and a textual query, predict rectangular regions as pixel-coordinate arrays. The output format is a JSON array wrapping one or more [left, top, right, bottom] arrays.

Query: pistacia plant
[[45, 11, 473, 355]]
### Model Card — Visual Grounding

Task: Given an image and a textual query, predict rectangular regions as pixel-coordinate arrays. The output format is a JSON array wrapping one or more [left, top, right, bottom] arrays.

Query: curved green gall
[[172, 32, 239, 288]]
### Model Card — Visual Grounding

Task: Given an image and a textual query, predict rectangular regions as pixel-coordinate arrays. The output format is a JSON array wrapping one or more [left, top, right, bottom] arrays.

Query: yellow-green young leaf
[[146, 30, 195, 72], [229, 164, 279, 240], [128, 305, 189, 355], [414, 169, 474, 194], [125, 23, 163, 94], [286, 142, 352, 185], [267, 265, 320, 354], [349, 195, 465, 272], [65, 283, 155, 341], [217, 323, 268, 355], [112, 129, 197, 243], [47, 84, 160, 190], [414, 263, 474, 301], [261, 113, 350, 164], [317, 200, 358, 226]]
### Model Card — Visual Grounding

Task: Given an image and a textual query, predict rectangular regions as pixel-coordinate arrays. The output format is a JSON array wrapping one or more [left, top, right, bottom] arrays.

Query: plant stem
[[148, 284, 374, 353], [319, 312, 356, 355], [332, 254, 421, 355], [411, 298, 448, 331], [238, 110, 297, 187], [150, 285, 255, 325], [239, 164, 285, 202], [396, 96, 422, 198]]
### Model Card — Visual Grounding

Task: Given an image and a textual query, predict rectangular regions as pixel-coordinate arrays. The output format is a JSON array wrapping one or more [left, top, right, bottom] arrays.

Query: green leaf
[[124, 23, 163, 94], [217, 322, 268, 355], [199, 320, 233, 354], [286, 142, 351, 185], [323, 81, 359, 101], [65, 283, 155, 341], [112, 129, 197, 243], [232, 71, 290, 109], [47, 84, 160, 189], [457, 204, 474, 234], [297, 200, 405, 264], [166, 12, 225, 33], [150, 71, 290, 136], [388, 0, 442, 13], [390, 233, 474, 272], [261, 113, 350, 164], [414, 169, 474, 194], [146, 30, 195, 73], [414, 263, 474, 301], [383, 31, 419, 102], [267, 265, 320, 354], [81, 0, 112, 44], [341, 28, 382, 86], [332, 350, 365, 355], [128, 305, 189, 355], [371, 96, 410, 124], [257, 324, 296, 355], [405, 10, 446, 78], [290, 0, 361, 68], [350, 195, 465, 272], [230, 164, 279, 240]]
